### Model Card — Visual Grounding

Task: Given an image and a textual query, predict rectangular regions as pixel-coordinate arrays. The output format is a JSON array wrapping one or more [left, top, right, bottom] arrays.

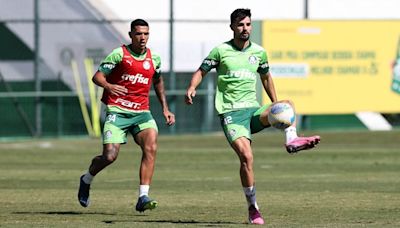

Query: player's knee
[[143, 144, 157, 158], [102, 154, 117, 163], [102, 146, 119, 163], [239, 152, 253, 165], [240, 158, 253, 172]]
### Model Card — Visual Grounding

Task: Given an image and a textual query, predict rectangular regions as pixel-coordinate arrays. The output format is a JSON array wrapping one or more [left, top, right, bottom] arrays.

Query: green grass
[[0, 131, 399, 227]]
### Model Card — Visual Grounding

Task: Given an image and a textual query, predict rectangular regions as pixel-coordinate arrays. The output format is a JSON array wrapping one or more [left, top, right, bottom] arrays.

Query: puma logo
[[126, 60, 133, 66]]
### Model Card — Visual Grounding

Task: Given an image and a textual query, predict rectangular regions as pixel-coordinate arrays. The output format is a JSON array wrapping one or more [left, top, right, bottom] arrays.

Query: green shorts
[[219, 104, 270, 144], [102, 111, 158, 144]]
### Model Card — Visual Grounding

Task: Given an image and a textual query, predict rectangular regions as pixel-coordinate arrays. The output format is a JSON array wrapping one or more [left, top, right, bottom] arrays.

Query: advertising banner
[[262, 21, 400, 114]]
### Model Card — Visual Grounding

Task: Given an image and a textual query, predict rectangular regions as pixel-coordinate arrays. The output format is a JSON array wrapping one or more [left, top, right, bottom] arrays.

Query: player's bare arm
[[260, 71, 278, 103], [92, 71, 127, 96], [153, 76, 175, 126], [185, 69, 207, 105]]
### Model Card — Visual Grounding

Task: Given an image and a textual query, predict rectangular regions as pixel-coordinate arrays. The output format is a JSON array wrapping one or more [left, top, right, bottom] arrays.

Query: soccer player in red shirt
[[78, 19, 175, 212]]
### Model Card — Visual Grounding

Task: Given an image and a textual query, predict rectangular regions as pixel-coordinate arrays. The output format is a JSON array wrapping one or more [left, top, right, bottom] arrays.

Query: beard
[[239, 33, 250, 41]]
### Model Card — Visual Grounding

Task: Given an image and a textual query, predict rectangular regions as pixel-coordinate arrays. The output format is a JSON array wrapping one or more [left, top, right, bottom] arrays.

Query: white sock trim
[[243, 186, 259, 209], [284, 126, 298, 143], [82, 172, 94, 184], [139, 185, 150, 197]]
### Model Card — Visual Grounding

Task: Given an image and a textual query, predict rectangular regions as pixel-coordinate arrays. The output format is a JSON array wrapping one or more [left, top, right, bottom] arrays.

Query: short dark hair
[[230, 8, 251, 25], [130, 19, 149, 31]]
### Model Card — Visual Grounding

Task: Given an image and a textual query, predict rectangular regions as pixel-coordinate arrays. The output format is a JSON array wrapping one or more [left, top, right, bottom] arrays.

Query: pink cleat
[[285, 135, 321, 154], [248, 205, 265, 225]]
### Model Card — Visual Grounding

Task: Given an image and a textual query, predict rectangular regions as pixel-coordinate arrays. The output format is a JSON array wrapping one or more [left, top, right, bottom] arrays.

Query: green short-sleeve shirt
[[200, 40, 270, 114]]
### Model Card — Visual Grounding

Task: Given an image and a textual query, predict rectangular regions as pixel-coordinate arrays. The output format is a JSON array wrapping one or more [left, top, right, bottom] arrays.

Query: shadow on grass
[[102, 219, 244, 225], [13, 211, 116, 216], [13, 212, 244, 225]]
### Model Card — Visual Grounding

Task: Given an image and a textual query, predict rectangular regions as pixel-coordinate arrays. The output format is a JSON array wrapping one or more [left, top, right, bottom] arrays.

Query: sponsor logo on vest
[[115, 98, 141, 109], [143, 60, 151, 70], [121, 73, 149, 84]]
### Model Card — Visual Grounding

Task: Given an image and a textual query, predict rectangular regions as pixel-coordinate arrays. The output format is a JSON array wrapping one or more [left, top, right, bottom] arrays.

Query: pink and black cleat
[[285, 136, 321, 154], [248, 205, 265, 225]]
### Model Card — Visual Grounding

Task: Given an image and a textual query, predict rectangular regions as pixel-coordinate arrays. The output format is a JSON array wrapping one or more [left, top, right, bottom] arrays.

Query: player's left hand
[[163, 110, 175, 126]]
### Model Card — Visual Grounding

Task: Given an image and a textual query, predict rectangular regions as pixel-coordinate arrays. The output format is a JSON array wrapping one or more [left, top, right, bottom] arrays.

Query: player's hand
[[163, 110, 175, 126], [106, 84, 128, 96], [185, 88, 196, 105]]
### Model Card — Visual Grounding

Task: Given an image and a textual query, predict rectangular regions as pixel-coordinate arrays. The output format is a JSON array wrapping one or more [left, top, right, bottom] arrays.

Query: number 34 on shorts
[[107, 114, 117, 122]]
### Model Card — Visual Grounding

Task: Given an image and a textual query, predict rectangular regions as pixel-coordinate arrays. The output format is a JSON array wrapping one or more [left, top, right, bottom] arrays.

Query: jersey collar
[[229, 39, 252, 52], [126, 44, 147, 59]]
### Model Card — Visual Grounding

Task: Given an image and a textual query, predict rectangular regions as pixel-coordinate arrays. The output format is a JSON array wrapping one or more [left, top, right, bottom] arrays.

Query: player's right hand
[[185, 88, 196, 105], [106, 84, 128, 96]]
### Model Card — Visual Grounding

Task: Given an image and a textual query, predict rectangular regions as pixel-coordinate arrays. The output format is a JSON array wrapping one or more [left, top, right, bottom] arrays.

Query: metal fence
[[0, 0, 230, 138], [3, 1, 398, 139], [0, 69, 221, 138]]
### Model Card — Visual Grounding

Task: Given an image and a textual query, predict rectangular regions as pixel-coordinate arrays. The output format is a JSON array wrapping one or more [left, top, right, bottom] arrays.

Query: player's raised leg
[[282, 100, 320, 153], [261, 100, 321, 153], [285, 133, 321, 153]]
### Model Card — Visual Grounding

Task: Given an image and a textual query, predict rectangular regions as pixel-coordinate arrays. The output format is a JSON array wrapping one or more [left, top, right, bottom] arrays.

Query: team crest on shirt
[[248, 55, 258, 64], [143, 60, 151, 70]]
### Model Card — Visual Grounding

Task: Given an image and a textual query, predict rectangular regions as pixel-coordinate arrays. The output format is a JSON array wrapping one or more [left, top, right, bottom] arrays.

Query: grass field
[[0, 130, 399, 227]]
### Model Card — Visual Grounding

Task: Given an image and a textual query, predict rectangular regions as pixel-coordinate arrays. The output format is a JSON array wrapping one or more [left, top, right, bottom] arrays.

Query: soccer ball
[[268, 102, 296, 130]]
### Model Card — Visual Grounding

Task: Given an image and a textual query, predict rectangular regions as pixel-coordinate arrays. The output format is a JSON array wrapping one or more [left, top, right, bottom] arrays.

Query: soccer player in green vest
[[185, 9, 320, 224], [78, 19, 175, 213]]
